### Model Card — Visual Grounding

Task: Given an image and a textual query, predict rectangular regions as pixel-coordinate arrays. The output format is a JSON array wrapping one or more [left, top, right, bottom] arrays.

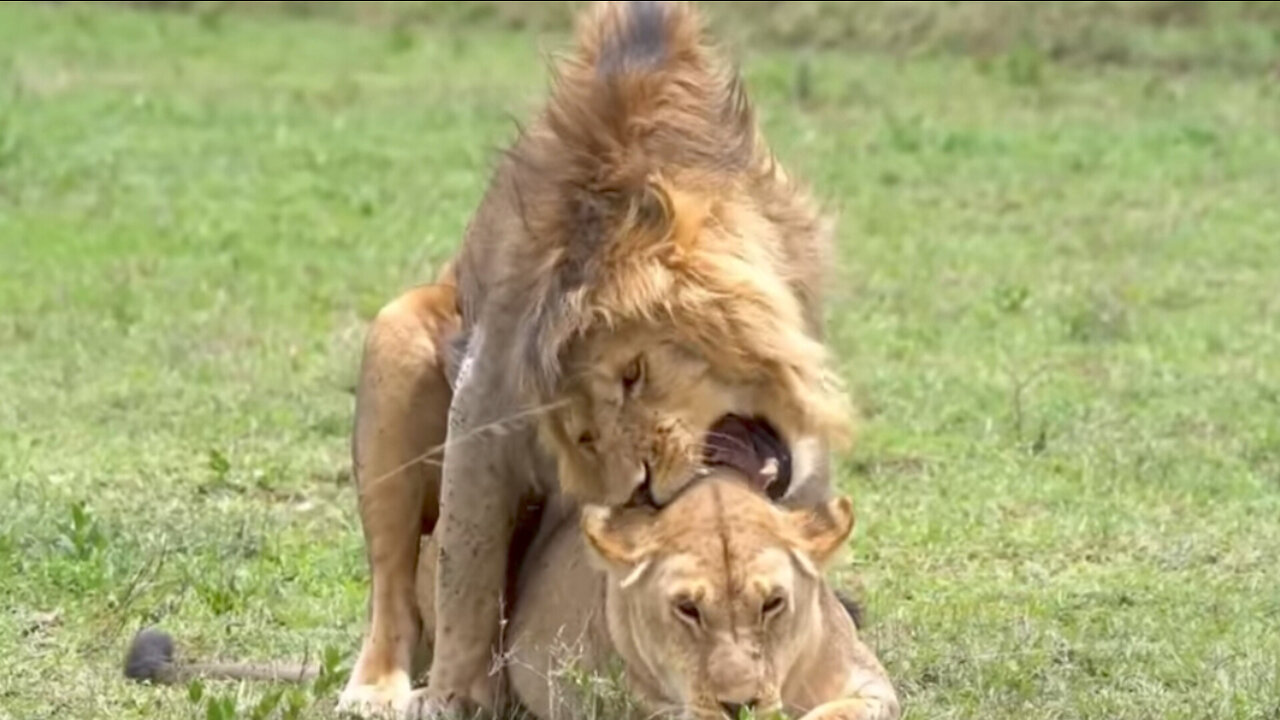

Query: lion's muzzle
[[703, 414, 792, 500]]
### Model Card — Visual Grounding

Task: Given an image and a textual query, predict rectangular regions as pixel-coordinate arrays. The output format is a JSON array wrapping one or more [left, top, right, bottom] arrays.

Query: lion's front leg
[[409, 360, 527, 718], [798, 698, 896, 720], [799, 640, 900, 720], [339, 285, 458, 717]]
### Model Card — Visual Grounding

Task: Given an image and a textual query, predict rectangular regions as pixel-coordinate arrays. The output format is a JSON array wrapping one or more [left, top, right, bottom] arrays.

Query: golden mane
[[497, 0, 850, 441]]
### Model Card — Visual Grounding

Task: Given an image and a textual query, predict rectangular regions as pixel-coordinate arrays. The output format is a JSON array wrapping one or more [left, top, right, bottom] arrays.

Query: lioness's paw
[[336, 681, 411, 719], [403, 689, 476, 720]]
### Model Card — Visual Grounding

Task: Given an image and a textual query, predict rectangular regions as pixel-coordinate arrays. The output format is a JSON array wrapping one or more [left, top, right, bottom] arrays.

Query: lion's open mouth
[[704, 414, 792, 500]]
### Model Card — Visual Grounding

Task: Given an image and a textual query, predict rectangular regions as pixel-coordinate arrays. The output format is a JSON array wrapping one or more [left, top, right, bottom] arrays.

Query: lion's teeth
[[760, 457, 779, 480]]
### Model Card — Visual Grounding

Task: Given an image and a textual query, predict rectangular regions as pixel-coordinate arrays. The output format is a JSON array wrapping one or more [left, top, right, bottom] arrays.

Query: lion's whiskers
[[362, 399, 568, 489], [700, 430, 756, 456]]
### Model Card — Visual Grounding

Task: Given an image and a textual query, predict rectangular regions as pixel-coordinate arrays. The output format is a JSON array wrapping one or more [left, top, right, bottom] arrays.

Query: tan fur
[[339, 276, 459, 717], [414, 474, 899, 720], [340, 3, 852, 716]]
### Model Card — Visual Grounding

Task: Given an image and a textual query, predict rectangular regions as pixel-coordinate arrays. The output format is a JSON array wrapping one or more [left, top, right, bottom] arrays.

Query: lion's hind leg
[[339, 283, 459, 716]]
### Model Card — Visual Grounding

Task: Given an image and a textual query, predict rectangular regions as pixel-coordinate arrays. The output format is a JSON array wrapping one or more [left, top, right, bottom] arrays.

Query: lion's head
[[496, 1, 851, 506], [581, 472, 856, 718], [542, 314, 847, 506]]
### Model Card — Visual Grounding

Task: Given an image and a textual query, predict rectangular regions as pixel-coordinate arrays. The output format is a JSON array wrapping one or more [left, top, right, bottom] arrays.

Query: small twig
[[1005, 361, 1053, 443]]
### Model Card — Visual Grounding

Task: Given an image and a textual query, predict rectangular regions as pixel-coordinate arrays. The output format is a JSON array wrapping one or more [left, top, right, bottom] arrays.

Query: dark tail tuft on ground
[[836, 591, 866, 629], [124, 627, 178, 684]]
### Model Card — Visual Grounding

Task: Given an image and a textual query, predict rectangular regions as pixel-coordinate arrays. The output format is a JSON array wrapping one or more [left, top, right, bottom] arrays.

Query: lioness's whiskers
[[641, 703, 685, 720]]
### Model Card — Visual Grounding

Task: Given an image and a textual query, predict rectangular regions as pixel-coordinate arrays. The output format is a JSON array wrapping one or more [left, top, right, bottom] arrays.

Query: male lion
[[341, 2, 852, 716], [414, 470, 900, 720]]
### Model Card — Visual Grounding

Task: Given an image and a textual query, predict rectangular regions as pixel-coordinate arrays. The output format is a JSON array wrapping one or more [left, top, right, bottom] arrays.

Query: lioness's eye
[[761, 594, 786, 620], [621, 355, 644, 394], [577, 431, 595, 446], [674, 599, 702, 626]]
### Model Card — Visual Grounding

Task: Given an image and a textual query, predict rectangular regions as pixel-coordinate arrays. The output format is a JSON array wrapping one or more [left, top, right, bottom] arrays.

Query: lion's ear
[[786, 496, 855, 570], [581, 504, 658, 585], [635, 180, 672, 232], [631, 178, 710, 256]]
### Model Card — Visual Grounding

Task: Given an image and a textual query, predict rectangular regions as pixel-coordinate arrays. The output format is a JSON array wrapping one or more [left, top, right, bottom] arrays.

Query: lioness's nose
[[720, 699, 759, 718]]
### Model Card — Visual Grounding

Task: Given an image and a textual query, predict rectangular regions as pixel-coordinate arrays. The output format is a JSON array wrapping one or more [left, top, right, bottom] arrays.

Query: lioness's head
[[581, 472, 855, 719], [498, 1, 852, 506]]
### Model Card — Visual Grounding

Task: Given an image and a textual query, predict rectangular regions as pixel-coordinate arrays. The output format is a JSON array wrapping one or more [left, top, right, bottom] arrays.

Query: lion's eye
[[674, 599, 702, 626], [761, 594, 786, 620], [621, 355, 644, 394], [577, 431, 595, 446]]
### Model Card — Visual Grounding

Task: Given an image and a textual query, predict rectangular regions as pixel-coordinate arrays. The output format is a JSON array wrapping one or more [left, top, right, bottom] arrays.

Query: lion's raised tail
[[123, 627, 318, 686], [580, 0, 703, 78], [542, 0, 756, 185]]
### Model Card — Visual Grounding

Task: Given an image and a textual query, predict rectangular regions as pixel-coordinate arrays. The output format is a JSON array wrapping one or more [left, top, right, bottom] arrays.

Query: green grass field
[[3, 2, 1279, 719]]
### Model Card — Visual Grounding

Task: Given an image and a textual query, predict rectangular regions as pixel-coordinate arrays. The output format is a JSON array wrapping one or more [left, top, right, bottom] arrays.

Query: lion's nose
[[720, 700, 759, 718]]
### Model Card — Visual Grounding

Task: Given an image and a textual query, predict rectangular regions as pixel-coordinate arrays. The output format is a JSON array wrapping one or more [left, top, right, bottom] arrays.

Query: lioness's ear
[[581, 504, 656, 585], [787, 496, 855, 568]]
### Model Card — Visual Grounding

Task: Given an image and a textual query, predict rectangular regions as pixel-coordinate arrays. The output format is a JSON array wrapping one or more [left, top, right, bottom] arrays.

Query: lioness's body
[[341, 3, 851, 715], [123, 477, 898, 720], [415, 477, 899, 720]]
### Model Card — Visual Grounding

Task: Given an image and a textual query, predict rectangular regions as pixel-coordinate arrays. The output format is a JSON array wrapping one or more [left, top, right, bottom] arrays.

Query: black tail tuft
[[598, 0, 671, 76], [835, 591, 865, 629], [124, 627, 177, 684]]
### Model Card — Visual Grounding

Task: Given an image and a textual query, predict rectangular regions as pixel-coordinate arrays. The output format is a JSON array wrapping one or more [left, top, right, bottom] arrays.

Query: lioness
[[122, 471, 897, 720], [414, 471, 899, 720], [342, 2, 852, 716]]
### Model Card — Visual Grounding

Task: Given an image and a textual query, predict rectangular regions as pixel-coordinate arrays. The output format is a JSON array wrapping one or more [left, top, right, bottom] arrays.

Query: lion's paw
[[335, 678, 412, 719], [403, 689, 477, 720]]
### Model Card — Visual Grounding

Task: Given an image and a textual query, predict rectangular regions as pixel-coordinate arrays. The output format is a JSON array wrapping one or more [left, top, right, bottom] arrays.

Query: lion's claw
[[335, 680, 412, 719], [403, 690, 477, 720]]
